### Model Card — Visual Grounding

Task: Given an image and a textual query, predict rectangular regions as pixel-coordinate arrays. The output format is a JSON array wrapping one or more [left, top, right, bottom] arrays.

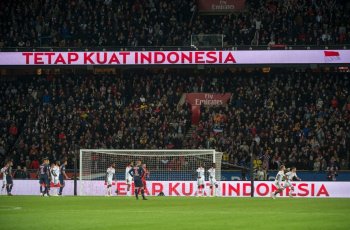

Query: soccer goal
[[79, 149, 222, 196]]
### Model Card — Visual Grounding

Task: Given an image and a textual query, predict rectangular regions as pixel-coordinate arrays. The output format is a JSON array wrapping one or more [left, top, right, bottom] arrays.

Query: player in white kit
[[284, 167, 301, 197], [208, 163, 219, 197], [1, 163, 9, 195], [271, 165, 286, 199], [196, 164, 205, 197], [50, 162, 60, 196], [125, 162, 133, 196], [105, 163, 116, 196]]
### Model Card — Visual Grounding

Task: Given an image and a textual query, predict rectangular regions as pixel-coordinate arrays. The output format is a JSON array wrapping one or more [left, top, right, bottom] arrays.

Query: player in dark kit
[[58, 159, 70, 196], [129, 160, 147, 200], [1, 160, 14, 196], [39, 158, 51, 196]]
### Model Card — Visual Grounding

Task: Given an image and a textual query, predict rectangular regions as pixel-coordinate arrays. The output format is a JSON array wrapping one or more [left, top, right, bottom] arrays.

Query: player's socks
[[141, 189, 147, 200], [135, 189, 139, 199], [9, 184, 13, 193], [209, 187, 213, 197], [198, 188, 202, 196], [6, 186, 10, 194], [42, 187, 47, 196], [46, 186, 51, 196], [59, 187, 63, 195]]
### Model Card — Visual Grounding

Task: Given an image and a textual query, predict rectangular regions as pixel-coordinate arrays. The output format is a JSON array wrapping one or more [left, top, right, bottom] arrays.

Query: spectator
[[25, 156, 31, 169], [327, 157, 339, 181], [9, 124, 18, 136], [22, 167, 30, 179], [253, 155, 262, 169], [313, 158, 321, 172], [14, 166, 25, 179], [30, 159, 40, 170], [256, 166, 266, 181], [340, 159, 348, 170]]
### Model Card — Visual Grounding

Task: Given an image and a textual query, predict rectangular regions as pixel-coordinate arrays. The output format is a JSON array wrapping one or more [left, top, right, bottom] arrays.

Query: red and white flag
[[324, 51, 340, 62]]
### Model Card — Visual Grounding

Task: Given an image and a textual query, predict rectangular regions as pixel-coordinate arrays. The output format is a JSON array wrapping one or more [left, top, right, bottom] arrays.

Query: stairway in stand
[[185, 125, 197, 139]]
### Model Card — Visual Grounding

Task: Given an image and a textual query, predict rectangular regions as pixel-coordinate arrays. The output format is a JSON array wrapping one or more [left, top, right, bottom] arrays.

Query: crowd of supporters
[[0, 0, 349, 47], [0, 0, 349, 184], [0, 70, 193, 169], [191, 71, 349, 172], [0, 69, 349, 173]]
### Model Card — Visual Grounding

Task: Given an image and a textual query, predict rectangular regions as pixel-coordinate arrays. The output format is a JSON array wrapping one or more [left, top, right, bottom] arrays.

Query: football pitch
[[1, 196, 350, 230]]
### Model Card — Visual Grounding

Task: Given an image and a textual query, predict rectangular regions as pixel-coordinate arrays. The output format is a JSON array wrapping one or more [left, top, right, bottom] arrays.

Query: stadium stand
[[0, 70, 349, 173], [0, 0, 349, 180], [0, 0, 349, 48]]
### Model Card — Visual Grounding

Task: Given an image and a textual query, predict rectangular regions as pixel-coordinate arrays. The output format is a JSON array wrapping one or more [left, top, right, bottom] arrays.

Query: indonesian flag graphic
[[324, 51, 340, 62]]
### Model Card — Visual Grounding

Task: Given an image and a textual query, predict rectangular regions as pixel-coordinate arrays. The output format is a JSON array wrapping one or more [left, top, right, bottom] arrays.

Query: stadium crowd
[[0, 0, 349, 179], [0, 70, 349, 173], [0, 0, 349, 47], [0, 70, 193, 170], [191, 71, 349, 173]]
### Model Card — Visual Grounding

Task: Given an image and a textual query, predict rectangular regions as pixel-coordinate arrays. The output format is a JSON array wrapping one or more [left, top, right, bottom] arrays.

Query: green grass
[[1, 196, 350, 230]]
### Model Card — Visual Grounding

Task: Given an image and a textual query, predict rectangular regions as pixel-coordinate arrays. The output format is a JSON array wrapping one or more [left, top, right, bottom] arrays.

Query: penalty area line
[[0, 206, 22, 211]]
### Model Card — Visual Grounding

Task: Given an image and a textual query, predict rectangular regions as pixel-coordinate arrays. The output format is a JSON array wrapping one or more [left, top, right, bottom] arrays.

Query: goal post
[[79, 149, 222, 196]]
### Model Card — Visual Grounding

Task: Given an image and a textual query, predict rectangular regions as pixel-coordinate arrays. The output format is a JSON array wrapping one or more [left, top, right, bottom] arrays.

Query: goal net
[[79, 149, 222, 196]]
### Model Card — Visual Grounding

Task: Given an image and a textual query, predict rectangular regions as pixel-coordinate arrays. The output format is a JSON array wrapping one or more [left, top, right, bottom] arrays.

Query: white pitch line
[[0, 206, 22, 211], [54, 209, 232, 215]]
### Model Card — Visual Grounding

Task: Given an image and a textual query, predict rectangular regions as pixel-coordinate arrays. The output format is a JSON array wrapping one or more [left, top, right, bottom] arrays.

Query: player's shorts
[[51, 176, 59, 185], [197, 177, 205, 186], [50, 181, 61, 188], [59, 174, 65, 186], [134, 177, 143, 188], [274, 181, 283, 189], [284, 181, 293, 189], [209, 177, 218, 186], [125, 177, 132, 185], [106, 178, 113, 186], [39, 175, 49, 186], [6, 175, 13, 185]]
